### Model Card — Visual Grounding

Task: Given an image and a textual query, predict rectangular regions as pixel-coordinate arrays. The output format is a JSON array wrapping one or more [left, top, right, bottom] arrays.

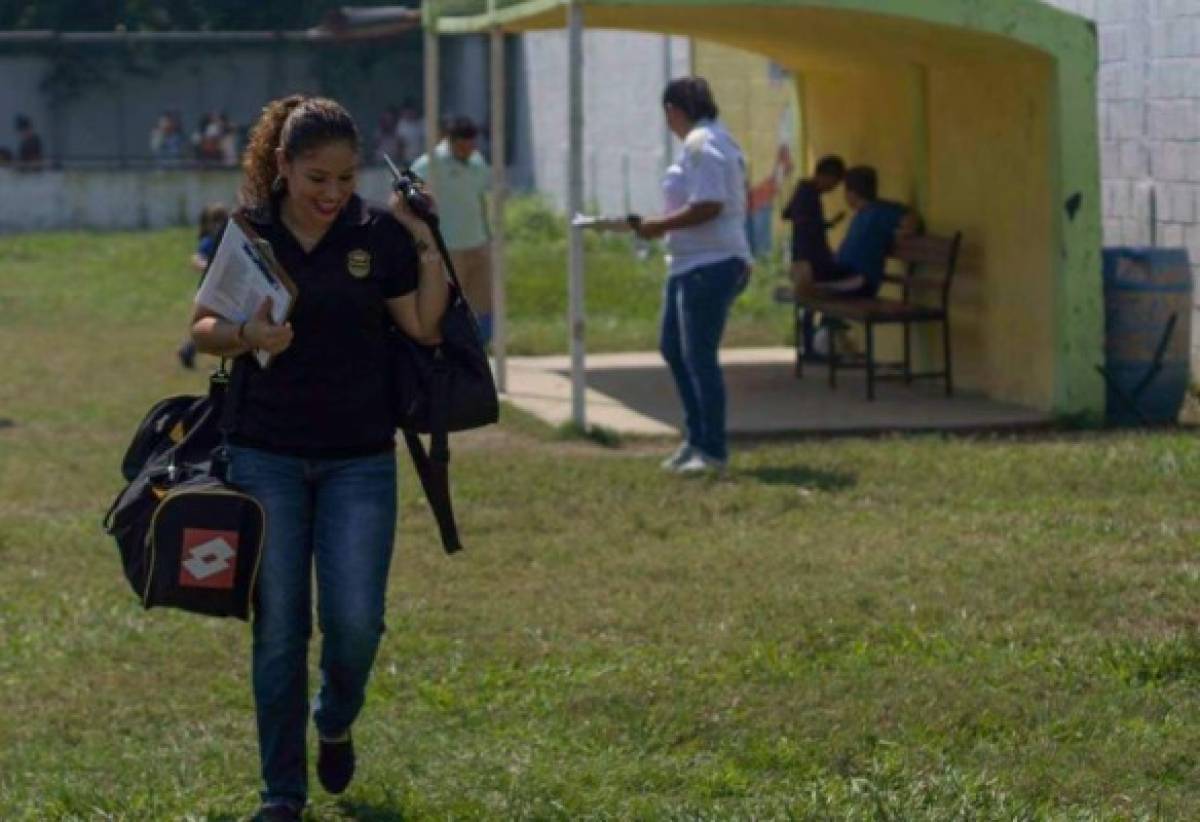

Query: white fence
[[0, 167, 397, 233]]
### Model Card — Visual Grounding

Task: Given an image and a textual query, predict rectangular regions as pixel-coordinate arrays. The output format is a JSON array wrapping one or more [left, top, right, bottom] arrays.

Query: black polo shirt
[[229, 193, 419, 459], [782, 179, 836, 278]]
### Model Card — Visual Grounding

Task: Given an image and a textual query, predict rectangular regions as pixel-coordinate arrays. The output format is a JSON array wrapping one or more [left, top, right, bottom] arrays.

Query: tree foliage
[[0, 0, 416, 32]]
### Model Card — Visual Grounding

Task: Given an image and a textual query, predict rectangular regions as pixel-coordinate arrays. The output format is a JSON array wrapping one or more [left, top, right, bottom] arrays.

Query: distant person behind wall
[[195, 113, 225, 164], [150, 111, 186, 165], [375, 106, 401, 164], [218, 113, 240, 167], [14, 114, 44, 170], [410, 114, 494, 343], [394, 101, 424, 165]]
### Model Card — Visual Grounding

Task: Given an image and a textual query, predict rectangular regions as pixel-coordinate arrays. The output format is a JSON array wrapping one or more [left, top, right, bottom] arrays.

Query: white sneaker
[[674, 452, 727, 476], [660, 443, 694, 471]]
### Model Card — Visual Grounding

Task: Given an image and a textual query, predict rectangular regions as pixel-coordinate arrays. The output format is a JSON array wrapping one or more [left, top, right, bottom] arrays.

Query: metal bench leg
[[903, 321, 912, 385], [943, 317, 954, 397], [794, 307, 804, 379], [828, 321, 838, 390], [866, 321, 876, 401]]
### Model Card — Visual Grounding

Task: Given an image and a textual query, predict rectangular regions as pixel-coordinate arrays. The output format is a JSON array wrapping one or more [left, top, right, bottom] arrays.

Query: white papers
[[194, 215, 297, 368], [571, 213, 636, 233]]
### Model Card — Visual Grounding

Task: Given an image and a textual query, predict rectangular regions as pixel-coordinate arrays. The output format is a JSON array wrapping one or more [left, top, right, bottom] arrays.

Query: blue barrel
[[1102, 247, 1194, 426]]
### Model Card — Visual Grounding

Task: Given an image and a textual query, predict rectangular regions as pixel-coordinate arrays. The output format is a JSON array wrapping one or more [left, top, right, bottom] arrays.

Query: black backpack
[[103, 365, 264, 620], [386, 213, 499, 556]]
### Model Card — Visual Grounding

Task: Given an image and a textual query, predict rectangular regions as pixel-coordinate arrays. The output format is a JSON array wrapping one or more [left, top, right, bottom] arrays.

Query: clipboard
[[195, 214, 298, 368]]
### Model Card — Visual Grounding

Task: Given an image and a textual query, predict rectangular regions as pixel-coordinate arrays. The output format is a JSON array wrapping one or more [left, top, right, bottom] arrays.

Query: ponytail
[[239, 95, 359, 207]]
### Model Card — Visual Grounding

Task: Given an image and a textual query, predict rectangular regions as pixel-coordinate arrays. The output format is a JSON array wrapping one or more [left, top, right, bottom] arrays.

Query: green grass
[[501, 196, 791, 355], [2, 223, 1200, 820]]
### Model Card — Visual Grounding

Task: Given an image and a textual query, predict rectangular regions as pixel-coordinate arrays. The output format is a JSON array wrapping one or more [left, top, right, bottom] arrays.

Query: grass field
[[2, 217, 1199, 820]]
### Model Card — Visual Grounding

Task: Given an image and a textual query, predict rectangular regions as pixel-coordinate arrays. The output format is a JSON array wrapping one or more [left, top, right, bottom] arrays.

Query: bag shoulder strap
[[403, 429, 461, 554], [211, 357, 248, 482], [399, 210, 466, 555]]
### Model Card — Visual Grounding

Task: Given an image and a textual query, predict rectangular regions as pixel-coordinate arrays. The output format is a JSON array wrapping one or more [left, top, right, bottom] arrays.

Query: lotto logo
[[179, 528, 238, 589]]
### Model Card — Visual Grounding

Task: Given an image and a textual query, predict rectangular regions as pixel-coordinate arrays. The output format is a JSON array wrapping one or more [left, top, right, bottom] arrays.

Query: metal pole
[[567, 0, 586, 428], [490, 24, 508, 392], [423, 2, 440, 161], [662, 35, 673, 174]]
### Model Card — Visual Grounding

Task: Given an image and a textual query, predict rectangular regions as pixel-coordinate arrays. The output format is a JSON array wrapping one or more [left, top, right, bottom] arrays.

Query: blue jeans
[[228, 445, 398, 807], [659, 257, 748, 462]]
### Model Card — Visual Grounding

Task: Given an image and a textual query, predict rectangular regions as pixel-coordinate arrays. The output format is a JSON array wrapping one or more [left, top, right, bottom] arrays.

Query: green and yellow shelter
[[429, 0, 1104, 424]]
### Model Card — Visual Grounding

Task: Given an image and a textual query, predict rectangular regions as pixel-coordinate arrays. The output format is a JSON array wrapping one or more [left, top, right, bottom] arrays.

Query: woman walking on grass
[[634, 77, 752, 476], [189, 95, 449, 821]]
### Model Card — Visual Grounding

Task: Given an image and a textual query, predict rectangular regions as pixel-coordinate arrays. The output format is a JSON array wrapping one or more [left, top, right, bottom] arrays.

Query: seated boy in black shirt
[[782, 155, 846, 355]]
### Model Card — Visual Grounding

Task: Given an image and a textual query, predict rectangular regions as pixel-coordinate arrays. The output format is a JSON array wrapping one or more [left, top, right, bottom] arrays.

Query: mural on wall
[[692, 42, 800, 261], [746, 71, 798, 258]]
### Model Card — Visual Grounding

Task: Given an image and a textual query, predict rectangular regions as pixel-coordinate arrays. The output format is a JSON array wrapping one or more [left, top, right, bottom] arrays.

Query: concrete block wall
[[1046, 0, 1200, 371], [0, 167, 395, 234], [518, 30, 691, 217]]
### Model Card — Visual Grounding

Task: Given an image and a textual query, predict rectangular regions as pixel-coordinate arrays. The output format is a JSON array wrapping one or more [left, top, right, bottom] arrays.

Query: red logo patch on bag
[[179, 528, 238, 589]]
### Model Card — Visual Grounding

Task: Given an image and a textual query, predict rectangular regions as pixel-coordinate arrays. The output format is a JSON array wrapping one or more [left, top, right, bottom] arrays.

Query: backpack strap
[[210, 356, 248, 482], [395, 200, 469, 555], [403, 356, 461, 554]]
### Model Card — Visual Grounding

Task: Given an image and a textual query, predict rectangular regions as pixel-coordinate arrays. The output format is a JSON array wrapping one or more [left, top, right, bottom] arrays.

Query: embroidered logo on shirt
[[347, 249, 371, 279]]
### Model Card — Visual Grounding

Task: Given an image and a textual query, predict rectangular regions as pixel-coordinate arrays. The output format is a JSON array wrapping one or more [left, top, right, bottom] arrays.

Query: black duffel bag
[[103, 364, 264, 620], [389, 298, 498, 436], [118, 392, 218, 483]]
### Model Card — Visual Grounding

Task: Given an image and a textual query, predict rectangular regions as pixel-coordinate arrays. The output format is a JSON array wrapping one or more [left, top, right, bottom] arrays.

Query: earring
[[270, 174, 285, 194]]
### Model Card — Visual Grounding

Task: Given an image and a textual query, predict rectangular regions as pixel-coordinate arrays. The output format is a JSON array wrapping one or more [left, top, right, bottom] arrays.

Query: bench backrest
[[889, 232, 962, 309]]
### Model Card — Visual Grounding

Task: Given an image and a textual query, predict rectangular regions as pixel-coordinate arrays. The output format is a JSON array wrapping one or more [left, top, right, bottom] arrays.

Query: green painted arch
[[433, 0, 1104, 419], [434, 0, 1094, 60]]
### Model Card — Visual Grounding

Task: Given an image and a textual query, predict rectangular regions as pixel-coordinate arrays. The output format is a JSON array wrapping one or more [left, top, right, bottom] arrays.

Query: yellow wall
[[693, 41, 799, 257], [800, 67, 919, 209], [924, 59, 1055, 406]]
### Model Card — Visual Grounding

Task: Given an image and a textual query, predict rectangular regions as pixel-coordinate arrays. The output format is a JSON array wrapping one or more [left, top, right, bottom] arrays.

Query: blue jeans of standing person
[[659, 257, 748, 463], [228, 445, 398, 808]]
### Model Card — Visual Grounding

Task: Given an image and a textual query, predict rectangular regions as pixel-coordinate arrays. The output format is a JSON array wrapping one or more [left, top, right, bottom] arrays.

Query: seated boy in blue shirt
[[817, 165, 918, 299]]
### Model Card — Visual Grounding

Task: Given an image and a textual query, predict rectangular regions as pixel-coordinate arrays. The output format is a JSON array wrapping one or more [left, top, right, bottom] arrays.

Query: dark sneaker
[[253, 800, 303, 821], [317, 730, 356, 794]]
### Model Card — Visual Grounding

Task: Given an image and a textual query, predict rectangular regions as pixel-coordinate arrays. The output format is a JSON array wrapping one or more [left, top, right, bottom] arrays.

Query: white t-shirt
[[662, 119, 751, 276]]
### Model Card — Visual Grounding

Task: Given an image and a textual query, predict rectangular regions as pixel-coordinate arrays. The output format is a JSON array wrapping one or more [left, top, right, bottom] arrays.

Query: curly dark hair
[[239, 95, 360, 207]]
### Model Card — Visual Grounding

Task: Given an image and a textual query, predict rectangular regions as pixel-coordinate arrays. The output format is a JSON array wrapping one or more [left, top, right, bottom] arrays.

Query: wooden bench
[[791, 231, 962, 400]]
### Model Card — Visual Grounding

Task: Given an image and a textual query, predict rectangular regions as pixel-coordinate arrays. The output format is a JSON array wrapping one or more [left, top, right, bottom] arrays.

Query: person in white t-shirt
[[394, 102, 425, 165], [635, 76, 751, 475], [410, 115, 493, 342]]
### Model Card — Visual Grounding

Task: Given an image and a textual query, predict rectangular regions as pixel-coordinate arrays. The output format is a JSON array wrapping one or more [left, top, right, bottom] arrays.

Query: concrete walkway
[[500, 348, 1054, 437]]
